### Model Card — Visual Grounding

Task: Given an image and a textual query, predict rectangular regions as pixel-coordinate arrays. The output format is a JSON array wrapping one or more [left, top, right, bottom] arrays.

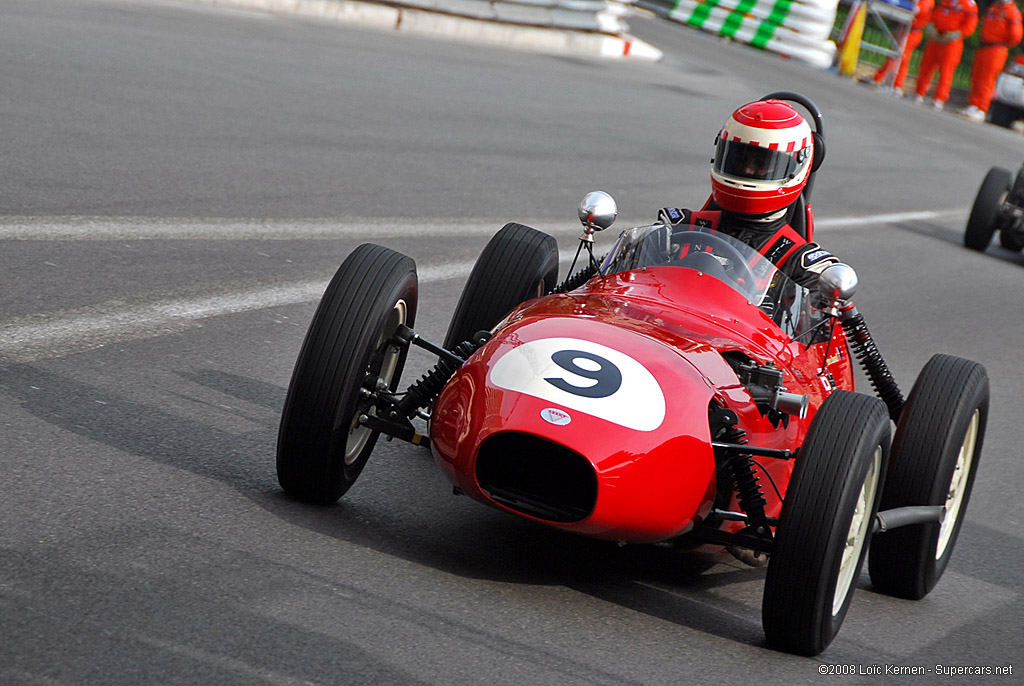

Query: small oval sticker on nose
[[540, 408, 571, 426]]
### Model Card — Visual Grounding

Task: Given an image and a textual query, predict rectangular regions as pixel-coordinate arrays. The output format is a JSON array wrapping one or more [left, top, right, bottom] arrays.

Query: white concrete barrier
[[189, 0, 662, 59]]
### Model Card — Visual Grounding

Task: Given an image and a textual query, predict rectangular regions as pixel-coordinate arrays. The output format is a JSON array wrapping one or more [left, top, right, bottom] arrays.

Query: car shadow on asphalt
[[176, 369, 788, 649], [25, 362, 1007, 658], [890, 219, 1024, 267]]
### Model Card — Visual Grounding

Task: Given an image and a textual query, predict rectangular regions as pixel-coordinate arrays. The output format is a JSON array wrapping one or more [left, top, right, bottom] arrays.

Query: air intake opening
[[475, 432, 597, 523]]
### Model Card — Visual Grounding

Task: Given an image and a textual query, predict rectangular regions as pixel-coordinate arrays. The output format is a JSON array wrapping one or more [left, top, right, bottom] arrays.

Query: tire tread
[[443, 223, 558, 349], [277, 244, 418, 504], [868, 354, 988, 599], [763, 391, 890, 655]]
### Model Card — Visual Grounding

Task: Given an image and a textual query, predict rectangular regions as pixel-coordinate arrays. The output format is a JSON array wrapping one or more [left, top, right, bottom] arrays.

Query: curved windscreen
[[601, 224, 828, 342]]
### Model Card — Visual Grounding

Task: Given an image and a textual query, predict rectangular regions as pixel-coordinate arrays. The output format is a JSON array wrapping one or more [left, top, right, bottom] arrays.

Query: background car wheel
[[964, 167, 1011, 251], [762, 391, 890, 656], [868, 354, 988, 600], [998, 229, 1024, 251], [443, 222, 559, 350], [277, 244, 418, 505], [987, 100, 1017, 128]]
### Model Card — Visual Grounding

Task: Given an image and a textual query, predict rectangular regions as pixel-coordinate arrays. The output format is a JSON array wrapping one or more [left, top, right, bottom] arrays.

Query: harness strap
[[679, 211, 807, 268]]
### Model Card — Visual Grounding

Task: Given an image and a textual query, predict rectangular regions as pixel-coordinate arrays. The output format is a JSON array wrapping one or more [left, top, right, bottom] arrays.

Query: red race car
[[277, 102, 987, 656]]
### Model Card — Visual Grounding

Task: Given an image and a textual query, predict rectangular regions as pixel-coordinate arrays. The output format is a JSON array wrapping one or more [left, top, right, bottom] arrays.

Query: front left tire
[[277, 244, 418, 505]]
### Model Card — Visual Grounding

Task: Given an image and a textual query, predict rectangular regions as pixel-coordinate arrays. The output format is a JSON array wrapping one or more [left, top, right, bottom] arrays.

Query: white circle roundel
[[540, 408, 572, 426], [488, 337, 666, 432]]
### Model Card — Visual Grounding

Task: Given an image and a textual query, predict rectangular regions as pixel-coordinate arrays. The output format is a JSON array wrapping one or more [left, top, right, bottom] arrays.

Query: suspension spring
[[716, 424, 768, 533], [841, 313, 905, 421], [550, 264, 597, 294], [719, 423, 748, 447], [731, 458, 769, 533], [395, 340, 478, 417]]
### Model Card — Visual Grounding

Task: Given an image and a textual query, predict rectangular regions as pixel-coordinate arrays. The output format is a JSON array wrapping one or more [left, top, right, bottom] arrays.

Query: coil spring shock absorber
[[720, 425, 770, 534], [550, 264, 597, 294], [841, 312, 905, 422], [396, 340, 478, 417], [818, 262, 905, 422]]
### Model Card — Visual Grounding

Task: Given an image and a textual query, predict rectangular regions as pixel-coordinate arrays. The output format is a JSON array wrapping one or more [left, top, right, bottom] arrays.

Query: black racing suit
[[657, 206, 839, 289]]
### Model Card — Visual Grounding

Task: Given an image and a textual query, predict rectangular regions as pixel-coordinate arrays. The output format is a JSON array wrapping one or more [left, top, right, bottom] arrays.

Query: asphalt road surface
[[1, 1, 1021, 684]]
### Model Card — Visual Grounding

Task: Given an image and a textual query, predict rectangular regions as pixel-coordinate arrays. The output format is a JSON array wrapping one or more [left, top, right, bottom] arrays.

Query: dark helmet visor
[[714, 138, 806, 181]]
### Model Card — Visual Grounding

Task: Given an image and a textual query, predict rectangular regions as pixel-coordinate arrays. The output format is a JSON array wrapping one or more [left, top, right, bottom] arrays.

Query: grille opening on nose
[[475, 432, 597, 523]]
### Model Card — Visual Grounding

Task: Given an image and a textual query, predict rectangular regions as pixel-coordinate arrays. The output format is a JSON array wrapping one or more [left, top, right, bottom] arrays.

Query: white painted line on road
[[0, 210, 965, 240], [0, 208, 969, 362], [815, 209, 966, 230], [0, 259, 502, 363], [0, 217, 572, 240], [0, 252, 595, 363]]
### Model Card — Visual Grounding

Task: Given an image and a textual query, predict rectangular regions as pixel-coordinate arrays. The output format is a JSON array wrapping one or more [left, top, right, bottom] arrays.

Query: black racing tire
[[868, 354, 988, 600], [1012, 167, 1024, 199], [987, 100, 1018, 128], [999, 228, 1024, 251], [762, 391, 890, 656], [964, 167, 1011, 251], [443, 222, 558, 350], [277, 244, 418, 505]]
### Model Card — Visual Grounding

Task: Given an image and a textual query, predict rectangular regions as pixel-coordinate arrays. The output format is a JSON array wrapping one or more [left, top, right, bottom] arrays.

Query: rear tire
[[964, 167, 1011, 251], [868, 354, 988, 600], [277, 244, 418, 504], [987, 100, 1017, 128], [443, 223, 558, 350], [762, 391, 890, 656], [999, 228, 1024, 251]]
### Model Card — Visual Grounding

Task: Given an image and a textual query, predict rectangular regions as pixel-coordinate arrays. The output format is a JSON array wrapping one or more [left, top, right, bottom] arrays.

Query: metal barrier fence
[[832, 0, 975, 89]]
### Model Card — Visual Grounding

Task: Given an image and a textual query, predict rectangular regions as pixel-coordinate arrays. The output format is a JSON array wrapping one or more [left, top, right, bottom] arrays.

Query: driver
[[658, 99, 839, 289]]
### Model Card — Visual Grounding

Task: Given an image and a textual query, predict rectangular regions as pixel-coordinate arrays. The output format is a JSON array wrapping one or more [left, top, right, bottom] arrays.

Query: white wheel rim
[[345, 299, 408, 465], [936, 409, 979, 559], [833, 446, 882, 616]]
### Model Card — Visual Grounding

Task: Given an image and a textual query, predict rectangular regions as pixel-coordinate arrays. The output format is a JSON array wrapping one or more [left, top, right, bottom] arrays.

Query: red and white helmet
[[711, 99, 814, 215]]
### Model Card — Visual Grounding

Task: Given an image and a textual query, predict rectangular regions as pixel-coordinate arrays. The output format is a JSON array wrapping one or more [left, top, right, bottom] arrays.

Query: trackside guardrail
[[190, 0, 663, 59], [396, 0, 631, 32]]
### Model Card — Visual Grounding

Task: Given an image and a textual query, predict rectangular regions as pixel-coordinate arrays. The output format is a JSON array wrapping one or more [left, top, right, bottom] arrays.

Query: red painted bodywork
[[429, 265, 854, 545]]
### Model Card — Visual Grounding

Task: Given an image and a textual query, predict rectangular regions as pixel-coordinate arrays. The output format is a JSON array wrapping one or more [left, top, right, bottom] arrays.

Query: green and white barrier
[[642, 0, 839, 68]]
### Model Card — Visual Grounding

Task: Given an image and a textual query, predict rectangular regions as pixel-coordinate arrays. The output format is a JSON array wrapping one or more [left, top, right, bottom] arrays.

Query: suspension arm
[[393, 324, 466, 367], [358, 412, 429, 447], [683, 524, 776, 554], [711, 442, 797, 460]]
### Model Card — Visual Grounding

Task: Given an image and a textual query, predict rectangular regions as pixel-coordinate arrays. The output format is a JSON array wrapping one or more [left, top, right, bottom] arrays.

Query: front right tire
[[868, 354, 988, 600], [762, 391, 890, 656], [443, 222, 559, 350]]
